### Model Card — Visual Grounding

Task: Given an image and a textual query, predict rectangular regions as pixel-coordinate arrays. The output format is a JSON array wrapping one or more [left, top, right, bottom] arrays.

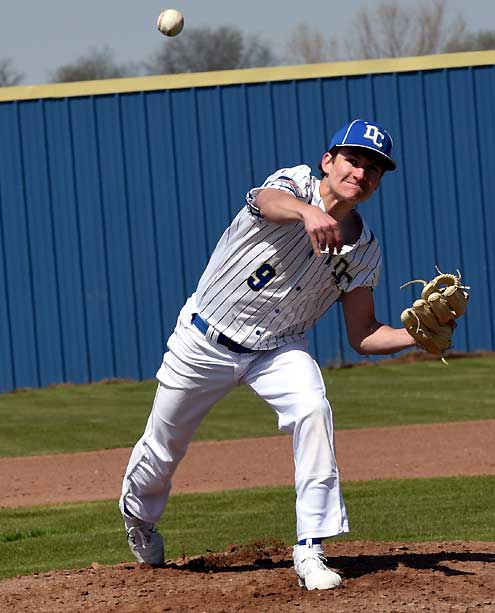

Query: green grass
[[328, 356, 495, 427], [0, 475, 493, 580], [0, 356, 493, 456]]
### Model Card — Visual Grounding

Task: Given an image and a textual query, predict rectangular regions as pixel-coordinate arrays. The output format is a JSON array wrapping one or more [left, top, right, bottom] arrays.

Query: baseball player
[[120, 119, 417, 590]]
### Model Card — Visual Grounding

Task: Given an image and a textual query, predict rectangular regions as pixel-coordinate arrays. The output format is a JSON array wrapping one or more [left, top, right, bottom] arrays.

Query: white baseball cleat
[[126, 522, 164, 565], [120, 498, 165, 565], [121, 504, 165, 565], [293, 540, 342, 590]]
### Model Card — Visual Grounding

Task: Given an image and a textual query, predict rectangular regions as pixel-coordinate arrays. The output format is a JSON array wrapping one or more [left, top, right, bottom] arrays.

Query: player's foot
[[121, 503, 164, 565], [126, 522, 164, 565], [293, 540, 342, 590]]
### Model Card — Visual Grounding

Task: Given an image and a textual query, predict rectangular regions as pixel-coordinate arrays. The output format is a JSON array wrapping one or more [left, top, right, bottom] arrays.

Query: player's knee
[[299, 397, 331, 423], [279, 396, 331, 432]]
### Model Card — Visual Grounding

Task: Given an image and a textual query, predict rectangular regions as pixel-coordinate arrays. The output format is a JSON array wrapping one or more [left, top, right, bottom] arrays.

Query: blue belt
[[191, 313, 254, 354]]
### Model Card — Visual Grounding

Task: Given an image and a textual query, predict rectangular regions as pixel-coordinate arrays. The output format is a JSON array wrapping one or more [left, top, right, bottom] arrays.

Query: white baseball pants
[[121, 299, 349, 541]]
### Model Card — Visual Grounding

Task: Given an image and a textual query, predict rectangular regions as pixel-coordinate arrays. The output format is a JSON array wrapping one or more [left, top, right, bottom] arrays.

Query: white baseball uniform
[[121, 164, 382, 541]]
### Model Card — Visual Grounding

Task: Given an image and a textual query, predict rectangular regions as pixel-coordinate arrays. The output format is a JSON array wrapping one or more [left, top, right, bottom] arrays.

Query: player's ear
[[320, 151, 335, 175]]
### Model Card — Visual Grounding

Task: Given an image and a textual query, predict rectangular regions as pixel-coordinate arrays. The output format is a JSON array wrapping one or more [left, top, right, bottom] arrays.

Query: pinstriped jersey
[[194, 165, 382, 350]]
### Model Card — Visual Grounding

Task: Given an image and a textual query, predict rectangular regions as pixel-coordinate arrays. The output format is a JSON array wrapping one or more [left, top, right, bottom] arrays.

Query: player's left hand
[[399, 268, 469, 362]]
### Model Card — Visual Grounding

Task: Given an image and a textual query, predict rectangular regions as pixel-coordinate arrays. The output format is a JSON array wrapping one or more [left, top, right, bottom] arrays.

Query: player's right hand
[[303, 207, 343, 256]]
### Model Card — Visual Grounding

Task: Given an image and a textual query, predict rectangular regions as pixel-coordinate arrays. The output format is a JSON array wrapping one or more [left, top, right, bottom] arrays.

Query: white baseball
[[157, 9, 184, 37]]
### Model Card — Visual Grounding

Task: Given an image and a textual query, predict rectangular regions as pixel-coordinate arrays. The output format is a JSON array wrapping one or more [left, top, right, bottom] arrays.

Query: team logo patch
[[331, 258, 353, 284], [363, 124, 385, 149]]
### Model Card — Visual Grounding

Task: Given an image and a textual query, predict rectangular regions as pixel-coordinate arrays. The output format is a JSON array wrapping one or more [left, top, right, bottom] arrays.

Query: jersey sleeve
[[347, 260, 381, 291], [343, 244, 382, 293], [245, 165, 313, 219]]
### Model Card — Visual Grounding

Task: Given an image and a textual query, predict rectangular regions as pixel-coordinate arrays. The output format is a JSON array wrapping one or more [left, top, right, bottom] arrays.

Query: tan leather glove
[[400, 269, 469, 360]]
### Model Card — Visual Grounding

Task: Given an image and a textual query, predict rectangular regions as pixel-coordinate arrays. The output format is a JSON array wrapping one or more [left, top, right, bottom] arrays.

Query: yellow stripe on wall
[[0, 50, 493, 102]]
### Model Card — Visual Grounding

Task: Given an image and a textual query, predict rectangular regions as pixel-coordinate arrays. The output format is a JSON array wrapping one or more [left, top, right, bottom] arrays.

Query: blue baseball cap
[[328, 119, 397, 171]]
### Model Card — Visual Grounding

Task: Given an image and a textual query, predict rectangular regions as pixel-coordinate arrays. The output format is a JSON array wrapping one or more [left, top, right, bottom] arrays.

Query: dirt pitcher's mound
[[1, 540, 494, 612]]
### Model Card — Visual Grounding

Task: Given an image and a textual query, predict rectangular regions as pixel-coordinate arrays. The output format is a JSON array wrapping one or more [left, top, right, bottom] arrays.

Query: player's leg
[[121, 378, 231, 523], [242, 342, 346, 588], [120, 317, 238, 563]]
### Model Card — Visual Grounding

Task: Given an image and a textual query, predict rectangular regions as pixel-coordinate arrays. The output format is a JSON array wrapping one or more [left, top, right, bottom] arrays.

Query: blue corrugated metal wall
[[0, 60, 493, 392]]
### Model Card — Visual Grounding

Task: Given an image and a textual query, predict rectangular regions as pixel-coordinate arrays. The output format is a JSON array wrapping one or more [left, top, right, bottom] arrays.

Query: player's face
[[322, 148, 384, 204]]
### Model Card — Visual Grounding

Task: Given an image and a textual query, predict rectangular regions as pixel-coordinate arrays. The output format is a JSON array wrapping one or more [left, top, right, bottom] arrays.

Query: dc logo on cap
[[363, 124, 385, 149]]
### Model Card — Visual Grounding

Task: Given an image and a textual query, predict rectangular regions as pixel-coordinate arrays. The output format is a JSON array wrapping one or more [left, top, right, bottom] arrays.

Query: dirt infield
[[2, 420, 495, 508], [1, 420, 495, 612], [2, 540, 494, 612]]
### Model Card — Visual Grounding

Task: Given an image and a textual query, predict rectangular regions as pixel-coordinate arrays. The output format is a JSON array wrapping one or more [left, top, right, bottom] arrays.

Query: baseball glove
[[400, 268, 469, 362]]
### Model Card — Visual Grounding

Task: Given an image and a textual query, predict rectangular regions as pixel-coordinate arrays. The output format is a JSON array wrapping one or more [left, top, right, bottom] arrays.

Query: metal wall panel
[[0, 58, 493, 392]]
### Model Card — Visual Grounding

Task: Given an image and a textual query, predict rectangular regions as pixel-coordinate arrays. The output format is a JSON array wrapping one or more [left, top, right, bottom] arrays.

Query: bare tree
[[49, 47, 135, 83], [145, 26, 275, 75], [344, 0, 467, 60], [0, 58, 23, 87], [284, 23, 339, 65], [444, 29, 495, 53]]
